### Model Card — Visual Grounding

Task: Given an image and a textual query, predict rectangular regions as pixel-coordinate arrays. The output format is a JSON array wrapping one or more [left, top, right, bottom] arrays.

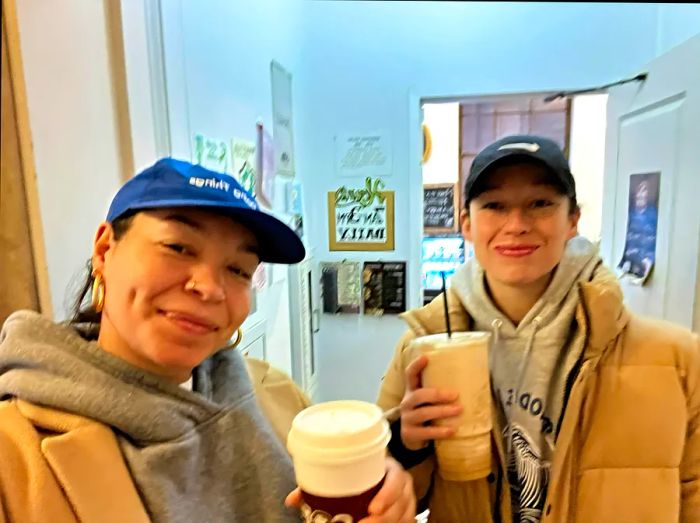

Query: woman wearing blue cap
[[0, 159, 415, 522], [378, 136, 699, 522]]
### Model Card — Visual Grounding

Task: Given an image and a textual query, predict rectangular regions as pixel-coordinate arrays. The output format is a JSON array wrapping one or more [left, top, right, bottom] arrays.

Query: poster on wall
[[320, 261, 361, 314], [270, 61, 296, 177], [193, 133, 230, 173], [328, 177, 395, 251], [362, 261, 406, 316], [231, 138, 256, 194], [617, 172, 660, 285], [255, 122, 275, 208], [335, 131, 392, 178]]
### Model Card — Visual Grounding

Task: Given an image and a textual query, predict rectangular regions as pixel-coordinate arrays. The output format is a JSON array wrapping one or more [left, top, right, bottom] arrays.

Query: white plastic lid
[[287, 400, 390, 464]]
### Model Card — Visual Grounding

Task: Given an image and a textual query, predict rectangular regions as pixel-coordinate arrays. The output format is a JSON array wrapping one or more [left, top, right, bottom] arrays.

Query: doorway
[[419, 92, 607, 305]]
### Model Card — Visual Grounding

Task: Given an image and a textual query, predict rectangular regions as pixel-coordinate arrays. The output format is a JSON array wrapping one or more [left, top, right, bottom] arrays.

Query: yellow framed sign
[[328, 177, 395, 251]]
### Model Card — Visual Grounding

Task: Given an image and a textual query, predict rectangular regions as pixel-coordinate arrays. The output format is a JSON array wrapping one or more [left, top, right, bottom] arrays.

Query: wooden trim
[[104, 0, 135, 182], [563, 96, 572, 159], [2, 0, 53, 317], [424, 182, 460, 234], [328, 191, 395, 251]]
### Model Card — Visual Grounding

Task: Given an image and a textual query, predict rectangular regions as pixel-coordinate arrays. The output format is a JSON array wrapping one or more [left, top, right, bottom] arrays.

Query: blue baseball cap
[[106, 158, 305, 264]]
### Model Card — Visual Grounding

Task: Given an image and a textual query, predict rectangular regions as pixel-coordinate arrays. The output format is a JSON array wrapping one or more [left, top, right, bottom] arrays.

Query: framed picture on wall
[[327, 183, 395, 251]]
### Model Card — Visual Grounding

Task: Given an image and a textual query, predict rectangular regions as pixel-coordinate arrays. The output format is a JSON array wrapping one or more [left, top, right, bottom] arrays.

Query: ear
[[567, 206, 581, 240], [91, 222, 115, 274], [460, 208, 473, 243]]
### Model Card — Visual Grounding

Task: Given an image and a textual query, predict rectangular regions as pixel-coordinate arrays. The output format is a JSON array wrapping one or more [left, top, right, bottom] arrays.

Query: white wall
[[119, 0, 161, 171], [656, 4, 700, 56], [293, 2, 700, 402], [159, 0, 303, 375], [569, 94, 608, 243], [15, 0, 126, 319]]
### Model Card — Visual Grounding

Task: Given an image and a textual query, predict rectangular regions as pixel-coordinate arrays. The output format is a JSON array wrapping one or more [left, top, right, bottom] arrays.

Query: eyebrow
[[163, 213, 261, 256], [241, 243, 260, 257], [163, 213, 203, 231]]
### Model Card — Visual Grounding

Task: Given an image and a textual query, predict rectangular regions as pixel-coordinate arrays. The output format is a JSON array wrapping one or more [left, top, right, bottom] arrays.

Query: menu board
[[423, 183, 459, 232], [362, 261, 406, 315]]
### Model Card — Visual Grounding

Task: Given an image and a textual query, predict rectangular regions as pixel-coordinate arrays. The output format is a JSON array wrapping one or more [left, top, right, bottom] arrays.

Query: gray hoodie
[[0, 311, 298, 523], [451, 236, 601, 523]]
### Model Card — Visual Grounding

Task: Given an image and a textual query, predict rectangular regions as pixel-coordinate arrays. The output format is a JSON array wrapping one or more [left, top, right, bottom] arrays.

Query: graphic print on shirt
[[505, 424, 549, 523]]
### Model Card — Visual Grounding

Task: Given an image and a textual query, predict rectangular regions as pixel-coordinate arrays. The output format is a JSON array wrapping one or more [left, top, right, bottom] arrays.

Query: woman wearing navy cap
[[378, 136, 699, 522], [0, 158, 415, 522]]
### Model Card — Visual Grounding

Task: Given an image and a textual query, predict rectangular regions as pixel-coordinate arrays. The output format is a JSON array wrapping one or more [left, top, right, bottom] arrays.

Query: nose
[[185, 265, 226, 302], [502, 207, 532, 235]]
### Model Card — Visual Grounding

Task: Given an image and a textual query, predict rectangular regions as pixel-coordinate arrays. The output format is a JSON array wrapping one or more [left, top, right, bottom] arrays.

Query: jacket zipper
[[555, 352, 585, 439], [555, 285, 591, 439]]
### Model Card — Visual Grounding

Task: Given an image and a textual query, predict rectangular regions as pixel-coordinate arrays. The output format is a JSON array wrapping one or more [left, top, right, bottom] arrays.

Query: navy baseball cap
[[464, 135, 576, 203], [106, 158, 305, 264]]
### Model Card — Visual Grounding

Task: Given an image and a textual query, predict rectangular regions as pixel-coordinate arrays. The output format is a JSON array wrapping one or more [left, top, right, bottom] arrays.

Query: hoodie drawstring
[[489, 319, 503, 371]]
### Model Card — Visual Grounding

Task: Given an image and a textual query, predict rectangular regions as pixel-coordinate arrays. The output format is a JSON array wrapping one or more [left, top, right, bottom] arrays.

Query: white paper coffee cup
[[287, 400, 390, 498]]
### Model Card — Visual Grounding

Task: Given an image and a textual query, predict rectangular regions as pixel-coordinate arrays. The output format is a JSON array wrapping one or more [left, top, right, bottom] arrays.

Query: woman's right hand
[[399, 354, 463, 451]]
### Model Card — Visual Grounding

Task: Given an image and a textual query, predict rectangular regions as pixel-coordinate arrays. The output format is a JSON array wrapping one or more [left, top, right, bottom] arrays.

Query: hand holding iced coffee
[[399, 354, 463, 450], [400, 332, 493, 481]]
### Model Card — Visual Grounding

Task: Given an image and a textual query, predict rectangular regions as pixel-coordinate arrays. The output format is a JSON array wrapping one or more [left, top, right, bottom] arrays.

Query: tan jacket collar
[[16, 400, 150, 523], [577, 268, 629, 357]]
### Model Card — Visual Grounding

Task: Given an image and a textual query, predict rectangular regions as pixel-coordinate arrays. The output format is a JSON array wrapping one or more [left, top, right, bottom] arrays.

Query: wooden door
[[0, 2, 51, 325]]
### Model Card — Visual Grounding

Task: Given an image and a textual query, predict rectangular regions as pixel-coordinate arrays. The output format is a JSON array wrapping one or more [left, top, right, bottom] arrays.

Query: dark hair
[[464, 156, 579, 215], [68, 214, 135, 337]]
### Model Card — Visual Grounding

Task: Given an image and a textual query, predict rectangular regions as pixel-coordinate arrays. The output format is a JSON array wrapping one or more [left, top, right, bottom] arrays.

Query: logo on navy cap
[[232, 188, 258, 210], [498, 142, 540, 153], [189, 176, 230, 192]]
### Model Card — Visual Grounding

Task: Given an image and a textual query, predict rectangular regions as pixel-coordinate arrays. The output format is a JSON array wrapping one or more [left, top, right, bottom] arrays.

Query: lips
[[494, 244, 539, 258], [160, 310, 219, 335]]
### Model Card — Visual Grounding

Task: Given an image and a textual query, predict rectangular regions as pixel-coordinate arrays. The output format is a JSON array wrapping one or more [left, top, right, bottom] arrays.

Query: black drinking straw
[[441, 271, 452, 338]]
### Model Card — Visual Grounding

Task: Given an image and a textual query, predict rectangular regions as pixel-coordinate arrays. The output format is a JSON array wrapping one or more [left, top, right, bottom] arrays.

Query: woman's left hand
[[285, 457, 416, 522], [360, 456, 415, 523]]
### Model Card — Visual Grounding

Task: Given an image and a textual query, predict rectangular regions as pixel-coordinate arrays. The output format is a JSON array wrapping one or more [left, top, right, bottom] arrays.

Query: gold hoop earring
[[91, 273, 105, 312], [225, 328, 243, 351]]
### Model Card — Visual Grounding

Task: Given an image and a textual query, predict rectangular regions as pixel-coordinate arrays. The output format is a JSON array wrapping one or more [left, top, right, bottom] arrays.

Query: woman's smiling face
[[92, 208, 259, 382], [462, 162, 580, 290]]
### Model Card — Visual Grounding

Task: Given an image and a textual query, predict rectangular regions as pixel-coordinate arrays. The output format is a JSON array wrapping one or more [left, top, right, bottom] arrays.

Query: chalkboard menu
[[381, 262, 406, 314], [423, 183, 459, 232], [362, 261, 407, 315]]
